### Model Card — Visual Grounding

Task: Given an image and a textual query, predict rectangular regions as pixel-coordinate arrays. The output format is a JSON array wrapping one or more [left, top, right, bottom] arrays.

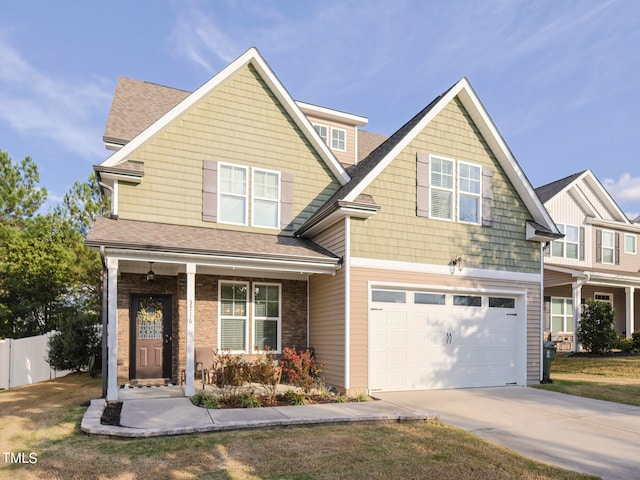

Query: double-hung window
[[313, 123, 328, 144], [551, 297, 573, 332], [625, 234, 636, 254], [219, 163, 248, 225], [430, 156, 481, 224], [219, 282, 248, 352], [252, 168, 280, 229], [601, 230, 615, 264], [254, 284, 281, 352], [552, 224, 579, 259], [458, 162, 481, 224], [331, 127, 346, 151]]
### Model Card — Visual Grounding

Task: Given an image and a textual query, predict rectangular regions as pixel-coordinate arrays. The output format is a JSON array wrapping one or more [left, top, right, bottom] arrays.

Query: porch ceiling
[[546, 265, 640, 288]]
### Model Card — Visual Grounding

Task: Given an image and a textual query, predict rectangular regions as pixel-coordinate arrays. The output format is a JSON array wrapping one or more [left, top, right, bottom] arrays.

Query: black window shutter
[[615, 232, 620, 265], [579, 227, 585, 261], [595, 229, 602, 263]]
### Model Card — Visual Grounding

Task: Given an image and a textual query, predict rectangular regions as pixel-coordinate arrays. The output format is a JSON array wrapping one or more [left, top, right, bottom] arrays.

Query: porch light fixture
[[449, 255, 464, 275], [146, 262, 155, 282]]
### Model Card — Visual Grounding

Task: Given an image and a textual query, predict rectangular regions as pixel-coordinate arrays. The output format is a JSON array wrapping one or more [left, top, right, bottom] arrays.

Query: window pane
[[565, 226, 579, 243], [220, 195, 246, 224], [431, 189, 452, 219], [314, 124, 328, 143], [331, 128, 346, 150], [566, 315, 574, 332], [566, 243, 578, 259], [551, 298, 564, 315], [602, 248, 614, 263], [626, 234, 636, 254], [414, 293, 445, 305], [372, 290, 406, 303], [220, 165, 246, 195], [459, 164, 480, 194], [221, 318, 245, 351], [453, 295, 481, 307], [552, 241, 564, 257], [254, 170, 279, 200], [602, 231, 614, 247], [255, 319, 278, 351], [551, 316, 563, 332], [489, 297, 515, 308], [459, 194, 478, 223], [431, 158, 453, 189], [253, 199, 278, 228]]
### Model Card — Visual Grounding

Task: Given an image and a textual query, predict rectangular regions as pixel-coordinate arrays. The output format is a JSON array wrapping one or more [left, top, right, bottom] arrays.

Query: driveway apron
[[376, 387, 640, 480]]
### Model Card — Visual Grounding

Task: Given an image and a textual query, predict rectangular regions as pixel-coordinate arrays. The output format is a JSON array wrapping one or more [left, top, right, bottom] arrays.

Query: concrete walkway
[[377, 387, 640, 480], [80, 389, 438, 438]]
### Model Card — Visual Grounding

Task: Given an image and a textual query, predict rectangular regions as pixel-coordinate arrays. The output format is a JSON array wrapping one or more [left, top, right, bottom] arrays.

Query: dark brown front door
[[130, 295, 172, 380]]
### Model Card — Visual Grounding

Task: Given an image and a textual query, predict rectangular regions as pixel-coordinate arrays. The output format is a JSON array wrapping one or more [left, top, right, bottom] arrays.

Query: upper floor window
[[331, 127, 346, 151], [601, 230, 615, 264], [625, 234, 636, 254], [252, 168, 280, 229], [313, 123, 328, 144], [551, 224, 580, 259], [430, 156, 481, 225], [219, 163, 248, 225]]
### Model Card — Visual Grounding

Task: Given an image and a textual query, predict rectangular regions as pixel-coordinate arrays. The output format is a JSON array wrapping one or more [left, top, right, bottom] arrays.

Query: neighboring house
[[86, 48, 560, 401], [536, 170, 640, 352]]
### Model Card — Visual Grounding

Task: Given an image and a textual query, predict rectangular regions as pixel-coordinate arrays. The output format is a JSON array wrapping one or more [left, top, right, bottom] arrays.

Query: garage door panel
[[370, 291, 520, 392]]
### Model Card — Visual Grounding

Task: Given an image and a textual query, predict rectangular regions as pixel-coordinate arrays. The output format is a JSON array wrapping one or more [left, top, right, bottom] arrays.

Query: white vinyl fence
[[0, 332, 71, 390]]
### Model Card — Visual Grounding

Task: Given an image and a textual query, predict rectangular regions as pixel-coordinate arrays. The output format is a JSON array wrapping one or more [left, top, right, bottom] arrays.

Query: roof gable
[[99, 47, 350, 186], [301, 78, 558, 235], [537, 169, 630, 224]]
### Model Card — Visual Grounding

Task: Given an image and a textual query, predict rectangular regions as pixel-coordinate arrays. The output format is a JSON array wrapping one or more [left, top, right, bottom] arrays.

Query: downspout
[[573, 272, 591, 352], [540, 243, 545, 382], [99, 246, 108, 398]]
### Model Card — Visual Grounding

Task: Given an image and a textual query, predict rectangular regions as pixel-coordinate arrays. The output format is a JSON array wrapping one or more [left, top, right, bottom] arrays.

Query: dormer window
[[331, 127, 346, 151], [313, 123, 328, 144]]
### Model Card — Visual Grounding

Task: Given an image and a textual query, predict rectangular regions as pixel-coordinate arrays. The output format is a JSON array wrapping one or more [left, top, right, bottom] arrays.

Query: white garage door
[[369, 289, 521, 392]]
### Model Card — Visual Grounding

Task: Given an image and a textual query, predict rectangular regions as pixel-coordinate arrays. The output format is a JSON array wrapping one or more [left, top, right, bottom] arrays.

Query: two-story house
[[87, 48, 560, 401], [536, 170, 640, 351]]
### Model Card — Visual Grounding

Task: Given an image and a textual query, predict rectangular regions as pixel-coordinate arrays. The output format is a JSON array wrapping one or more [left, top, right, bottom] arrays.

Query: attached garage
[[369, 287, 527, 392]]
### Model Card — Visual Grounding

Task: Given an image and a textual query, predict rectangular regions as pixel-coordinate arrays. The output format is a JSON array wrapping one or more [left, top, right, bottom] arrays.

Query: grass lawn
[[0, 374, 598, 480], [534, 354, 640, 406]]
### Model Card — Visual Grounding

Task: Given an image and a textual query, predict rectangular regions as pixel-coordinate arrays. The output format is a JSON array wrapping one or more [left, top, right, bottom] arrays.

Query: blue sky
[[1, 0, 639, 218]]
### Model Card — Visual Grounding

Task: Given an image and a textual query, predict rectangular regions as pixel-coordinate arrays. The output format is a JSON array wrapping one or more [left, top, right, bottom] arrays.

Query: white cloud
[[0, 39, 111, 160], [603, 173, 640, 203]]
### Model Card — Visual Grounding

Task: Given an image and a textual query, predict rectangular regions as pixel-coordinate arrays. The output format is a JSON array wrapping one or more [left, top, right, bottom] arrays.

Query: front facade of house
[[536, 171, 640, 352], [87, 48, 559, 401]]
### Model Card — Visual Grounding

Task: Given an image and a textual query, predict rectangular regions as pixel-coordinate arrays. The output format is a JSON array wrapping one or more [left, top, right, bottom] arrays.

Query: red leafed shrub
[[280, 347, 324, 394]]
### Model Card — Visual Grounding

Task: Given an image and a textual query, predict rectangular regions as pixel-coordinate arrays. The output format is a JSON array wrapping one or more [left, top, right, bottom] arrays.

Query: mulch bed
[[100, 401, 123, 426]]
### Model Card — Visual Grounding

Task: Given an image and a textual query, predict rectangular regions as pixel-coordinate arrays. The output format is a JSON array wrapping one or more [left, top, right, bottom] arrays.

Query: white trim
[[351, 256, 541, 283], [594, 292, 613, 304], [626, 286, 635, 338], [252, 282, 282, 354], [218, 162, 248, 226], [106, 249, 340, 275], [106, 257, 119, 401], [457, 159, 482, 225], [100, 48, 350, 186], [251, 167, 281, 230], [296, 101, 368, 126], [342, 78, 558, 235], [218, 281, 250, 354], [344, 217, 351, 390], [184, 263, 196, 397]]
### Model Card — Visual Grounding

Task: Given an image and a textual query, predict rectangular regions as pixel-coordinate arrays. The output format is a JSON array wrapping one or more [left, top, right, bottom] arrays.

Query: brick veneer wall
[[116, 272, 308, 384]]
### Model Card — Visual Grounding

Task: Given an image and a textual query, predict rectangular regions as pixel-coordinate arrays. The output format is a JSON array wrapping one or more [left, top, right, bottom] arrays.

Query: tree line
[[0, 148, 107, 361]]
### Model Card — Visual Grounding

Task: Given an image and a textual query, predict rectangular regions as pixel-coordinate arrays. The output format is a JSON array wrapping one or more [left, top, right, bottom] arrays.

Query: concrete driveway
[[376, 387, 640, 480]]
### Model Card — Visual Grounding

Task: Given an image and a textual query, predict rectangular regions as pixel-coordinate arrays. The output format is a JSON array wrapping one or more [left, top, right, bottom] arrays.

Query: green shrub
[[47, 312, 101, 372], [632, 331, 640, 351], [237, 392, 261, 408], [284, 389, 307, 405], [190, 390, 222, 409], [618, 337, 635, 353], [280, 347, 324, 394], [578, 300, 618, 354]]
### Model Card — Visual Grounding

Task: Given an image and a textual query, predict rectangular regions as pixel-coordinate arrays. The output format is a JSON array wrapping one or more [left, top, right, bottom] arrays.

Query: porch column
[[572, 281, 583, 353], [184, 263, 196, 397], [106, 258, 119, 401], [625, 287, 635, 338]]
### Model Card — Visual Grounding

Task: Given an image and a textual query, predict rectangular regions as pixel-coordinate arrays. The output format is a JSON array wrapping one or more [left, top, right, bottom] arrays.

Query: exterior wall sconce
[[449, 255, 464, 275], [146, 262, 155, 282]]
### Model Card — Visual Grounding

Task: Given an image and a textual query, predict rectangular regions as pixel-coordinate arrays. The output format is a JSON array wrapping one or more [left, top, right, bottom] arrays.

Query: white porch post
[[184, 263, 196, 397], [625, 287, 635, 338], [572, 281, 583, 353], [106, 257, 119, 401]]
